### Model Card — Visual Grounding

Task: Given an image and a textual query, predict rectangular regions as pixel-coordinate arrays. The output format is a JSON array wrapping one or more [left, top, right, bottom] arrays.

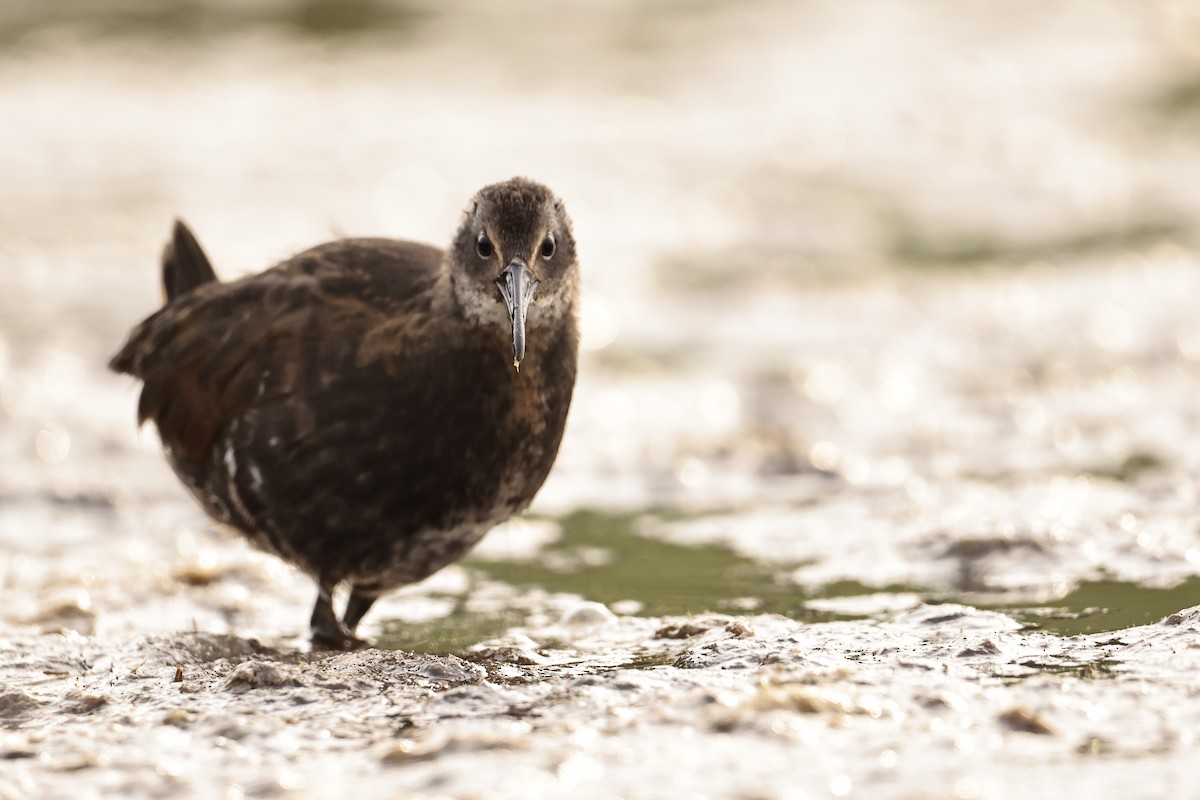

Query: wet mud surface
[[2, 606, 1200, 799]]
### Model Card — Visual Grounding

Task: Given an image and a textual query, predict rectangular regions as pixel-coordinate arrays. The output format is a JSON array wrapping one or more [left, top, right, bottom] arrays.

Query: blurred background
[[2, 0, 1200, 640]]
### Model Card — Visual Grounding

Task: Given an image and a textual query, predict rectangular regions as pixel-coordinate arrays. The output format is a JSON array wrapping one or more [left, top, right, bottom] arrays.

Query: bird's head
[[449, 178, 578, 370]]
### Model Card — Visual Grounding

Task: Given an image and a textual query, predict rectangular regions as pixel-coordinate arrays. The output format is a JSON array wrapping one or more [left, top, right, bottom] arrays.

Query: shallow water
[[379, 511, 1200, 655], [4, 1, 1200, 798]]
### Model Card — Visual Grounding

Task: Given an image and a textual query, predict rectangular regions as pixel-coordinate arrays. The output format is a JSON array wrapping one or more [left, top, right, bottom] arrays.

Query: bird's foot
[[310, 622, 367, 651], [310, 583, 368, 650]]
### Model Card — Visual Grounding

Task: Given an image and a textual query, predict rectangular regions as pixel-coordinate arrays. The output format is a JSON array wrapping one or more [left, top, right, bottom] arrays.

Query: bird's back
[[112, 238, 442, 451]]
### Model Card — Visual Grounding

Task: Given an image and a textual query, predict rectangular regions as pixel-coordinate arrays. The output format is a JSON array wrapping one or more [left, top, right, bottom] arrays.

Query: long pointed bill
[[496, 257, 539, 370]]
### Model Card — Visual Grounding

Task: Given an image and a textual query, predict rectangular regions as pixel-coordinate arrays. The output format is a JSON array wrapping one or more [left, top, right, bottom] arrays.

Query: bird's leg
[[309, 581, 364, 651], [342, 585, 380, 634]]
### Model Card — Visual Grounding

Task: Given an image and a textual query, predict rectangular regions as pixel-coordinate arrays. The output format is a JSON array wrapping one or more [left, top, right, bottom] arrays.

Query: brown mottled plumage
[[110, 178, 579, 648]]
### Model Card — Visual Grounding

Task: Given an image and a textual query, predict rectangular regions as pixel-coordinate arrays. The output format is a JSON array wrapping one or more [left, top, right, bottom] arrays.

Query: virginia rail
[[111, 178, 579, 649]]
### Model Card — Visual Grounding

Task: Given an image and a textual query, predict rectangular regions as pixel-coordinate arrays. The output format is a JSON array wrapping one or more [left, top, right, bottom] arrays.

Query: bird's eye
[[476, 233, 494, 259], [539, 234, 556, 260]]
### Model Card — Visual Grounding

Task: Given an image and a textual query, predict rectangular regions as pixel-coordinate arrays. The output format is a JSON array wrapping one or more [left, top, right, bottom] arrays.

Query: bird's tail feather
[[162, 219, 217, 303]]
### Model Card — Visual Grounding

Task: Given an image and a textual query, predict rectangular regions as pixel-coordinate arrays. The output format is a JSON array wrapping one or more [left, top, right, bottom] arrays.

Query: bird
[[110, 178, 579, 649]]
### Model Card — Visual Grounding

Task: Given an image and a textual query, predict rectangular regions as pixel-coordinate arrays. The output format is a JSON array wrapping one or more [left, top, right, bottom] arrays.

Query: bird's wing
[[110, 239, 442, 465]]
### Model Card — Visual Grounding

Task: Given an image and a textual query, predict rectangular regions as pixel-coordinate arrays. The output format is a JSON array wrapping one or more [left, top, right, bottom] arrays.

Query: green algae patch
[[375, 605, 524, 655], [999, 578, 1200, 636], [1085, 450, 1167, 483], [464, 510, 850, 622], [377, 511, 1200, 654]]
